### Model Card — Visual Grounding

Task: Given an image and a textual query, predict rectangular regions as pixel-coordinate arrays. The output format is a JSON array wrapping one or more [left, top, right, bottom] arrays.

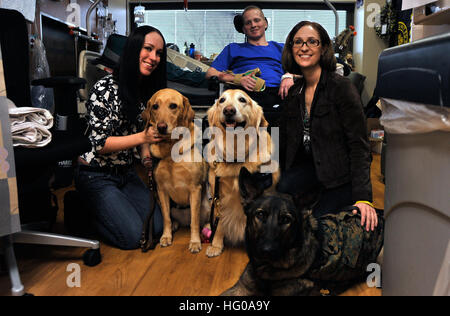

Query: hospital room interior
[[0, 0, 449, 297]]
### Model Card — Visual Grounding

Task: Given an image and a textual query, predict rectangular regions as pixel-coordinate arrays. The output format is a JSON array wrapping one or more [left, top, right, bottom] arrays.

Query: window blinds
[[141, 9, 346, 59]]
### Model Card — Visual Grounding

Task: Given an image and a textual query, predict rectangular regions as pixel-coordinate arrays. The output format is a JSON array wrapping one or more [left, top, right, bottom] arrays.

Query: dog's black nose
[[157, 123, 168, 134], [260, 244, 277, 258], [223, 106, 236, 117]]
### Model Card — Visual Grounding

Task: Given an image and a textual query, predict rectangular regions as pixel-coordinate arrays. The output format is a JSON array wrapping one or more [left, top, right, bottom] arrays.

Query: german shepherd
[[222, 168, 384, 296]]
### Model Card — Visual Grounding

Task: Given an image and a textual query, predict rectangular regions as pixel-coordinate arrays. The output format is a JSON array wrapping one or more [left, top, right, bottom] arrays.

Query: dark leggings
[[277, 159, 353, 218]]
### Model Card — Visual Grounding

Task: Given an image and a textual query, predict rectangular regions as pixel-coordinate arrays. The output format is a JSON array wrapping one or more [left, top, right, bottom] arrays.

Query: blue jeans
[[74, 167, 163, 250]]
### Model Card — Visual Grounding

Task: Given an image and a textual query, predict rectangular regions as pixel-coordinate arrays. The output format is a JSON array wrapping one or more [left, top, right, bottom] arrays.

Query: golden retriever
[[204, 89, 280, 257], [142, 88, 208, 253]]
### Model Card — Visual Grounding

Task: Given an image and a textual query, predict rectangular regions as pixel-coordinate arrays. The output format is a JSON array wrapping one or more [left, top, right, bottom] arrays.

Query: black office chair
[[348, 71, 366, 97], [0, 9, 101, 271]]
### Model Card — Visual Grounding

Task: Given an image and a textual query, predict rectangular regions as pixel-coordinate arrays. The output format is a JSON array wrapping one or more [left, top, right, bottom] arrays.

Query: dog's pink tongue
[[226, 122, 237, 128]]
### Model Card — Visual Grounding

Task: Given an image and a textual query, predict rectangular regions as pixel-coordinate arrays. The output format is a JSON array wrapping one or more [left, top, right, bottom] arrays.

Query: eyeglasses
[[291, 38, 321, 48]]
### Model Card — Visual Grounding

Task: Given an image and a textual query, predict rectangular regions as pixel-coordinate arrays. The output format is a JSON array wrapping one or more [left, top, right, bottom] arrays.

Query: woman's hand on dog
[[142, 126, 163, 144], [353, 203, 378, 232]]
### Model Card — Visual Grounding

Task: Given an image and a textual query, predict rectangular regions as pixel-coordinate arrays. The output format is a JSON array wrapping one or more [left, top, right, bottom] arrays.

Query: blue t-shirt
[[211, 41, 284, 87]]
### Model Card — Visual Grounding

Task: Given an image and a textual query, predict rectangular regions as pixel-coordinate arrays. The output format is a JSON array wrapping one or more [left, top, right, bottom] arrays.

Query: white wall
[[108, 0, 127, 35], [353, 0, 388, 105]]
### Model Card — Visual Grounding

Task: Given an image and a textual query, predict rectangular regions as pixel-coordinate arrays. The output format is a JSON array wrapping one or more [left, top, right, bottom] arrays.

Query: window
[[137, 9, 347, 59]]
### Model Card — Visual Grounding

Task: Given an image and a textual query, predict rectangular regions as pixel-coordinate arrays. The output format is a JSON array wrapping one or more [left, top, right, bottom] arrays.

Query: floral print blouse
[[81, 75, 144, 168]]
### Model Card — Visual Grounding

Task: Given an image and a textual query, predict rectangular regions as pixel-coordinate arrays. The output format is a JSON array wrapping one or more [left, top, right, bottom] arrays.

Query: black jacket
[[279, 70, 372, 202]]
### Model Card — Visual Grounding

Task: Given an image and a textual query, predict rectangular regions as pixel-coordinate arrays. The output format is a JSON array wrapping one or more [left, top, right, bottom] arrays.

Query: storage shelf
[[414, 8, 450, 25]]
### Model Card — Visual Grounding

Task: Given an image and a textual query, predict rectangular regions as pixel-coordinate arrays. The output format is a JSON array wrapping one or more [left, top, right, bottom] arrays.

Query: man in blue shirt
[[210, 41, 285, 89], [205, 6, 294, 126]]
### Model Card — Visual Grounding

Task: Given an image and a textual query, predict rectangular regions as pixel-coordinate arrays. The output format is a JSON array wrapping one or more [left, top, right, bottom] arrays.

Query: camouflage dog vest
[[307, 210, 384, 282]]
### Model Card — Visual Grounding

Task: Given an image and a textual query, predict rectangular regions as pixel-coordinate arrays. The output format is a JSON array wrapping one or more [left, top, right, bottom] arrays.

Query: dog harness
[[209, 167, 273, 242], [140, 157, 160, 252]]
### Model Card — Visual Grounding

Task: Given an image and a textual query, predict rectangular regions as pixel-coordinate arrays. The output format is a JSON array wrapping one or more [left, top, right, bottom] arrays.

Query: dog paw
[[206, 245, 223, 257], [160, 235, 173, 247], [189, 241, 202, 253]]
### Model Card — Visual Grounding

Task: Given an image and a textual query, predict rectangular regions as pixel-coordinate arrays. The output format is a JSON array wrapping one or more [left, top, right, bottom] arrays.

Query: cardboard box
[[411, 23, 450, 41], [370, 129, 385, 139], [369, 138, 383, 154], [367, 118, 384, 154], [367, 118, 382, 134]]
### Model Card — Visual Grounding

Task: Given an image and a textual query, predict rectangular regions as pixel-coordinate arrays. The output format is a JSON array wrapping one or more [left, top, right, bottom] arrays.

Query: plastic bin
[[375, 33, 450, 296], [382, 129, 449, 296]]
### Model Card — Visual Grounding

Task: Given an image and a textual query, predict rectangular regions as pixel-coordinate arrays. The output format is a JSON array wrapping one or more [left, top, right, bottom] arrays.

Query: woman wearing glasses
[[277, 21, 378, 232]]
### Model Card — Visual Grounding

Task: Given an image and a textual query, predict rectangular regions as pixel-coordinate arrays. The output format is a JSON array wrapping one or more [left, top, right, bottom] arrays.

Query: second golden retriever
[[204, 89, 280, 257], [142, 88, 208, 253]]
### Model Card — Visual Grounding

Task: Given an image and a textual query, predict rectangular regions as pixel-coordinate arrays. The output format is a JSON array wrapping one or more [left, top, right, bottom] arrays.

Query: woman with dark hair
[[75, 26, 166, 250], [278, 21, 378, 231], [117, 26, 167, 126]]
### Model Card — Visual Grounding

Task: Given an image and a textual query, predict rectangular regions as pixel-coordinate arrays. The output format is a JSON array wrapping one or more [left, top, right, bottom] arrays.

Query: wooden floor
[[0, 154, 384, 296]]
